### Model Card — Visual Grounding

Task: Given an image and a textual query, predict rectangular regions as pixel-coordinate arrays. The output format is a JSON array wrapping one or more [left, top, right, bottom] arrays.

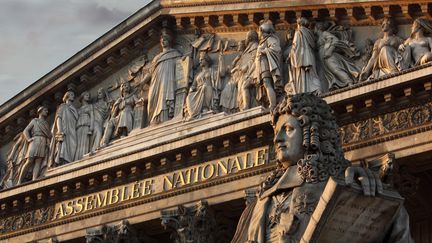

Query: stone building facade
[[0, 0, 431, 242]]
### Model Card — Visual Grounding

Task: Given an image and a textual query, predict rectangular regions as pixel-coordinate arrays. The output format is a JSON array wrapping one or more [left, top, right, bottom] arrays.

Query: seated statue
[[100, 81, 142, 147], [399, 17, 432, 68], [360, 17, 403, 81], [231, 93, 412, 243], [184, 52, 223, 120]]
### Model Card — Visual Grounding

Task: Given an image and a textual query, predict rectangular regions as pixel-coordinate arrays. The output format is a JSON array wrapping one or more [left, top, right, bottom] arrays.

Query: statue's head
[[296, 17, 310, 28], [62, 91, 75, 103], [271, 93, 350, 183], [412, 17, 432, 35], [37, 106, 48, 117], [246, 30, 258, 45], [97, 88, 107, 101], [381, 17, 397, 34], [199, 52, 212, 67], [120, 80, 131, 95], [258, 20, 275, 38], [80, 91, 91, 103], [160, 29, 173, 49]]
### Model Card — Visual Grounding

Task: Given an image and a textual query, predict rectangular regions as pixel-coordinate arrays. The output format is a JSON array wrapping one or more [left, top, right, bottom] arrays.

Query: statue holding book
[[231, 93, 412, 243]]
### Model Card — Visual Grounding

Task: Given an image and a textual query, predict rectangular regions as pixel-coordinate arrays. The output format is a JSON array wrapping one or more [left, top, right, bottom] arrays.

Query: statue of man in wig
[[231, 93, 412, 243]]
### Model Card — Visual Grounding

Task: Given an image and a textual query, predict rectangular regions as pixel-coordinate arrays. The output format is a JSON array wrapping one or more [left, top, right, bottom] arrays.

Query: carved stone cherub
[[231, 93, 413, 243]]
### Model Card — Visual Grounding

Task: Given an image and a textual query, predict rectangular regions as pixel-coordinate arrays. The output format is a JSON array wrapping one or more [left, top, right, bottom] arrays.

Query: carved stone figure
[[289, 18, 322, 94], [283, 29, 294, 94], [255, 20, 282, 110], [161, 200, 216, 243], [49, 91, 78, 167], [90, 88, 111, 152], [399, 17, 432, 68], [17, 106, 51, 183], [359, 17, 403, 81], [231, 93, 413, 243], [144, 30, 182, 125], [100, 81, 141, 147], [184, 52, 221, 120], [315, 22, 360, 90], [231, 30, 259, 111], [1, 106, 51, 187], [75, 91, 94, 160]]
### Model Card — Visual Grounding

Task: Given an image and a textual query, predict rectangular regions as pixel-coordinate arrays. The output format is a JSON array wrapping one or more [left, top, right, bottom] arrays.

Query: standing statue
[[399, 18, 432, 68], [231, 30, 259, 111], [231, 93, 413, 243], [184, 52, 221, 120], [75, 91, 94, 160], [283, 29, 295, 94], [90, 88, 111, 152], [100, 81, 141, 147], [255, 20, 282, 110], [314, 22, 360, 90], [49, 91, 78, 167], [359, 17, 403, 81], [17, 106, 51, 183], [143, 30, 182, 125], [290, 17, 322, 94]]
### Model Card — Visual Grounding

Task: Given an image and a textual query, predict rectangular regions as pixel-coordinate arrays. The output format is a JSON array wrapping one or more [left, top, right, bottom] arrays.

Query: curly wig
[[270, 93, 350, 184]]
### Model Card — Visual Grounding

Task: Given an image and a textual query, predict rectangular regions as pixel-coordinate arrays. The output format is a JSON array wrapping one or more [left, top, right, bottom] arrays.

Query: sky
[[0, 0, 151, 105]]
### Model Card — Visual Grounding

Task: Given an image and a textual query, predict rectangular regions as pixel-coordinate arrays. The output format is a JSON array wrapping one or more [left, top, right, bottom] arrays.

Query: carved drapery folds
[[161, 200, 217, 243], [3, 16, 432, 188]]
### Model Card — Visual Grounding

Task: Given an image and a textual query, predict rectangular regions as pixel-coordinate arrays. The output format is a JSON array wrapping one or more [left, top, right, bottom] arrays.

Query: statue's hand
[[56, 133, 65, 142], [345, 166, 383, 196], [398, 44, 406, 52]]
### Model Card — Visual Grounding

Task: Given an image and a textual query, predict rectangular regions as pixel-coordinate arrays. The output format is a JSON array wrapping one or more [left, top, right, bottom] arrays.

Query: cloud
[[0, 0, 150, 105]]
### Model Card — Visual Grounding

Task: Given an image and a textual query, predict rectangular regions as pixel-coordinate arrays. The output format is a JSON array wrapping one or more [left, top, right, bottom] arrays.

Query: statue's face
[[41, 108, 48, 117], [160, 36, 170, 48], [273, 114, 304, 169], [68, 92, 75, 102], [411, 21, 421, 34], [97, 89, 104, 99], [199, 54, 209, 67], [381, 18, 391, 33], [83, 92, 90, 101], [121, 82, 131, 94]]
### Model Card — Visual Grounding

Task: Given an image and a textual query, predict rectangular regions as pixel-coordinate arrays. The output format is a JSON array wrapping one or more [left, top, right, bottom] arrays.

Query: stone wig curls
[[271, 93, 351, 184]]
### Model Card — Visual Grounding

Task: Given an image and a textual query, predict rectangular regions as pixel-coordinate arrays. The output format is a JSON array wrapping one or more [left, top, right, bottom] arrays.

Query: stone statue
[[184, 52, 221, 120], [283, 29, 294, 94], [0, 106, 51, 187], [289, 17, 322, 94], [231, 93, 413, 243], [231, 30, 259, 111], [100, 81, 141, 147], [359, 17, 403, 81], [90, 88, 111, 152], [75, 91, 94, 160], [399, 17, 432, 68], [255, 20, 282, 110], [49, 91, 78, 167], [315, 22, 360, 90], [17, 106, 51, 184], [143, 30, 182, 125]]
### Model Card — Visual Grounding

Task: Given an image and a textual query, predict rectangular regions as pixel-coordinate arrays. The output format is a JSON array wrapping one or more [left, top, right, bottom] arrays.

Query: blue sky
[[0, 0, 151, 105]]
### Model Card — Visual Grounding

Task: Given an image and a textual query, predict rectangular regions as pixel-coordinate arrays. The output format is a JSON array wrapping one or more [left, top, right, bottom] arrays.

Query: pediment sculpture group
[[2, 16, 432, 188]]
